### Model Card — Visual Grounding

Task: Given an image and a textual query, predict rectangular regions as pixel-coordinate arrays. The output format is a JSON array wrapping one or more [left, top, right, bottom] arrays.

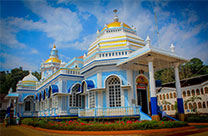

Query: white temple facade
[[6, 10, 188, 121]]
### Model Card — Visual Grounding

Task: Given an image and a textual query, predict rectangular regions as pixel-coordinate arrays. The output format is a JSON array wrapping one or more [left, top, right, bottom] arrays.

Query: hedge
[[21, 118, 188, 131]]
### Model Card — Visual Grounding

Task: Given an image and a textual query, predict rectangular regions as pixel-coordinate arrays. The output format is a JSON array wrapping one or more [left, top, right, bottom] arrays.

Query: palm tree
[[185, 96, 202, 113]]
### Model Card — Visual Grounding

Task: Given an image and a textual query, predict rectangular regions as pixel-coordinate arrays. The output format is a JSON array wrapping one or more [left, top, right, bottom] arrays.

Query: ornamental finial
[[170, 43, 175, 53], [53, 44, 56, 48], [113, 9, 119, 22]]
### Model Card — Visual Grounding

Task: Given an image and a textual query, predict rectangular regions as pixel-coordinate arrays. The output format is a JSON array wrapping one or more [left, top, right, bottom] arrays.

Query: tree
[[184, 96, 202, 113], [0, 67, 41, 94], [155, 58, 208, 84]]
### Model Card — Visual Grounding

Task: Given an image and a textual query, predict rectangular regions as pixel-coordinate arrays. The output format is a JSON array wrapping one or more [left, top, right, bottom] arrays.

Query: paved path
[[0, 124, 207, 136]]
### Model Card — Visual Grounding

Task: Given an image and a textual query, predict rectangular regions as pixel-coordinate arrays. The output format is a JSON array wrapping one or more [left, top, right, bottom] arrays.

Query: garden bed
[[21, 118, 188, 131]]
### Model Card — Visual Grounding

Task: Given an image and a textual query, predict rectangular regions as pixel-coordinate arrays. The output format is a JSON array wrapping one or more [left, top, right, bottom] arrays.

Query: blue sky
[[0, 0, 208, 71]]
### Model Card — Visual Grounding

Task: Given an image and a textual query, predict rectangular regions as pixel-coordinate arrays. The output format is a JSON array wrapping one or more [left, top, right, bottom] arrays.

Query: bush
[[21, 118, 188, 131], [185, 114, 208, 122]]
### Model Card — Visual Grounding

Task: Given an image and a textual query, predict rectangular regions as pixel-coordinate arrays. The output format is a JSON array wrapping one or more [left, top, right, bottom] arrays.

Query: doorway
[[137, 89, 148, 114]]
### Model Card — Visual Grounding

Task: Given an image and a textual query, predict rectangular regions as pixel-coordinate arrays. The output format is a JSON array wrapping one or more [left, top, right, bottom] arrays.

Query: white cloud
[[0, 53, 38, 71], [0, 18, 26, 48], [55, 33, 96, 51], [23, 0, 83, 42], [30, 48, 39, 54]]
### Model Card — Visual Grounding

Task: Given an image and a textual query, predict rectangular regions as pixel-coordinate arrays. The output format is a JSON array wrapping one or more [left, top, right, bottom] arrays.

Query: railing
[[37, 68, 81, 89], [78, 106, 141, 117]]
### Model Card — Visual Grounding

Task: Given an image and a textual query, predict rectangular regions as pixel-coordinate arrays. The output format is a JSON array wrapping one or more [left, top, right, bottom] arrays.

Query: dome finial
[[53, 44, 56, 48], [113, 9, 119, 22], [170, 43, 175, 53]]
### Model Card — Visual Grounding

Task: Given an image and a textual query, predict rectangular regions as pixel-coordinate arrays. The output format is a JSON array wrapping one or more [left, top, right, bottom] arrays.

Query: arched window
[[184, 103, 188, 109], [207, 101, 208, 108], [170, 93, 173, 99], [192, 89, 195, 96], [193, 102, 197, 109], [201, 88, 204, 95], [189, 103, 192, 109], [171, 105, 174, 110], [167, 105, 170, 111], [107, 76, 121, 107], [163, 94, 165, 99], [25, 101, 31, 111], [166, 94, 169, 99], [69, 84, 82, 107], [187, 90, 190, 96], [196, 89, 200, 95], [198, 102, 202, 108], [163, 105, 166, 110], [205, 87, 208, 94], [183, 91, 186, 97], [203, 102, 206, 108], [160, 95, 162, 100], [174, 92, 176, 98]]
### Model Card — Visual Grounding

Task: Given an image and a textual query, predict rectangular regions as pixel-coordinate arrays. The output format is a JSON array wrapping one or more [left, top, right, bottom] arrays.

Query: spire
[[53, 44, 56, 49], [145, 35, 151, 48], [170, 43, 175, 53], [113, 9, 119, 22]]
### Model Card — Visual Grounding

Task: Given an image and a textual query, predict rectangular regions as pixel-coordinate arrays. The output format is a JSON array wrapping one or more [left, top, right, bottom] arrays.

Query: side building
[[156, 74, 208, 115]]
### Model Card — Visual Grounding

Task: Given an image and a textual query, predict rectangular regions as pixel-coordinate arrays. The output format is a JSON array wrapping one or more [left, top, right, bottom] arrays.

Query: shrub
[[185, 114, 208, 122], [21, 118, 188, 131]]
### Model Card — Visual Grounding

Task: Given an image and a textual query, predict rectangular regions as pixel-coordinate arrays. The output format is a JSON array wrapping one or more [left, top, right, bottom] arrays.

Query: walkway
[[0, 123, 208, 136]]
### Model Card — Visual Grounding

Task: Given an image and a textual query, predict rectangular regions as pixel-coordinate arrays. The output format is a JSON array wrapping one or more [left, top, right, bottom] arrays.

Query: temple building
[[6, 10, 189, 121]]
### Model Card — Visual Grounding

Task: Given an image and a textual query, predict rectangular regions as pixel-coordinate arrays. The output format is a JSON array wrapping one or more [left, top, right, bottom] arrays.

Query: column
[[174, 63, 185, 121], [148, 57, 159, 121]]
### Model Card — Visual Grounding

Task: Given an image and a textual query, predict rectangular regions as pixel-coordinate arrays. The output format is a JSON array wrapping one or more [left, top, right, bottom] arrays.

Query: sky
[[0, 0, 208, 71]]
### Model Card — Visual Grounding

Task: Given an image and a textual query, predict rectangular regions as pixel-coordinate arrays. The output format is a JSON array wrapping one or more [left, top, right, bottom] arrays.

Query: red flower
[[81, 122, 85, 126], [127, 120, 132, 124], [162, 122, 164, 124]]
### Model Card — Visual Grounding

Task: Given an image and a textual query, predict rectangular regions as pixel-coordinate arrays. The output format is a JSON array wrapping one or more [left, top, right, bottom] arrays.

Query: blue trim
[[41, 91, 45, 100], [81, 57, 128, 72], [177, 98, 184, 114], [67, 82, 81, 93], [124, 89, 128, 107], [79, 115, 140, 119], [17, 89, 36, 92], [81, 64, 116, 75], [151, 97, 158, 115], [51, 85, 58, 94], [103, 91, 106, 107], [86, 95, 88, 108], [37, 74, 83, 91], [96, 92, 98, 107], [45, 88, 49, 98], [79, 80, 95, 93]]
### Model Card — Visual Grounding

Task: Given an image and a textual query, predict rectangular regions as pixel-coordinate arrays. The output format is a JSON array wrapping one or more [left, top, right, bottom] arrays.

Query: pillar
[[174, 63, 185, 121], [148, 57, 159, 121]]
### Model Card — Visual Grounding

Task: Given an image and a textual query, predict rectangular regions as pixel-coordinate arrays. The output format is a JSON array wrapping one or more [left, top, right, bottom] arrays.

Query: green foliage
[[155, 58, 208, 84], [21, 118, 188, 131], [184, 96, 202, 113], [0, 67, 41, 94], [185, 114, 208, 123]]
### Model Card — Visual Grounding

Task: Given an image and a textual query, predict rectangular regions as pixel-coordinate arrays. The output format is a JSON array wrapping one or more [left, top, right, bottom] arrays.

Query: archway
[[136, 75, 148, 114]]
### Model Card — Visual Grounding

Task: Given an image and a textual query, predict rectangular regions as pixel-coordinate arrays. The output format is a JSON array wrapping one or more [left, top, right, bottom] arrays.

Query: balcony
[[78, 106, 141, 118]]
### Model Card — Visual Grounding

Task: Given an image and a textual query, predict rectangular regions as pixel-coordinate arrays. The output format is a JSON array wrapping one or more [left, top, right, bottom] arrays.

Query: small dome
[[22, 71, 38, 82], [101, 21, 132, 32], [45, 57, 61, 63]]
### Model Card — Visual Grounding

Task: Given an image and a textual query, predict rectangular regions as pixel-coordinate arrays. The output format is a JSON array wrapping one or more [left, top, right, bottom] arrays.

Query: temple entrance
[[136, 75, 148, 114], [137, 89, 148, 113]]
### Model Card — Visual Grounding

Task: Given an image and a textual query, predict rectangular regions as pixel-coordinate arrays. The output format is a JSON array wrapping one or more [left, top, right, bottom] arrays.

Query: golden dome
[[101, 21, 131, 32], [45, 57, 61, 63]]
